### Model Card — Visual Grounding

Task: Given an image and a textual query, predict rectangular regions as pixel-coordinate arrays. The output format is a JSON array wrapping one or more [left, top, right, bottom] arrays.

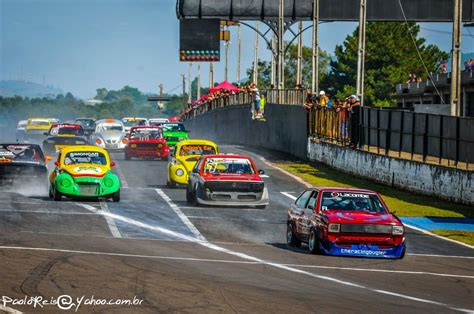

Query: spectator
[[250, 83, 261, 119], [319, 90, 329, 107], [304, 89, 315, 111], [442, 63, 447, 73], [348, 95, 361, 148]]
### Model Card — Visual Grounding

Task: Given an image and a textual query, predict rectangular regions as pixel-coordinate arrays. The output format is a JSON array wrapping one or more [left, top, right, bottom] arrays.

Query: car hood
[[322, 210, 401, 225], [202, 173, 263, 182], [129, 138, 166, 144], [176, 156, 200, 172], [62, 164, 109, 177], [96, 131, 123, 140], [163, 131, 188, 138]]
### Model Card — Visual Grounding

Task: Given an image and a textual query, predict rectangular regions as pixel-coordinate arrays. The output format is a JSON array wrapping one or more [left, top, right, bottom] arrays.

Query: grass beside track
[[432, 231, 474, 246], [276, 161, 474, 245]]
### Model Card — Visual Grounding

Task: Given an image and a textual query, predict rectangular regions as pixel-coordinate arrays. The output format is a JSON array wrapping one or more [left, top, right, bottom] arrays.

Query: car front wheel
[[186, 185, 195, 204], [308, 228, 321, 254], [287, 223, 301, 247], [112, 190, 120, 202], [53, 187, 62, 201]]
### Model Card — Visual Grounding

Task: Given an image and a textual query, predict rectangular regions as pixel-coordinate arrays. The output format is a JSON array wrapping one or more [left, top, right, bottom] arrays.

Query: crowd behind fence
[[183, 89, 473, 170]]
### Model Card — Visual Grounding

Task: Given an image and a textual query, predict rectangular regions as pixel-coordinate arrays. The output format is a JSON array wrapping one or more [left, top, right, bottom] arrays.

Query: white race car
[[91, 119, 127, 150]]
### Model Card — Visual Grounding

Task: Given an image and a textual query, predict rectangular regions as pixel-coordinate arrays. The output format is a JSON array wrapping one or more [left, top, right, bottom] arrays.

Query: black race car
[[0, 144, 50, 186], [74, 118, 96, 137], [42, 123, 89, 154]]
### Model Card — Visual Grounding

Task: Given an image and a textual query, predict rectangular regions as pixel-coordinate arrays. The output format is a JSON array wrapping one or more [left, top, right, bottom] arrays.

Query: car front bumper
[[196, 187, 269, 207], [320, 241, 406, 259]]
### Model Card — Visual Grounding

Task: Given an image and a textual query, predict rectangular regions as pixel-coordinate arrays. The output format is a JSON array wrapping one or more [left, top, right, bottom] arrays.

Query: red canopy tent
[[209, 81, 238, 93]]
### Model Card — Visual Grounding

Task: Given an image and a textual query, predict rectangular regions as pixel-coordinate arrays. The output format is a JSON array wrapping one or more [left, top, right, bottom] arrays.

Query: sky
[[1, 0, 473, 99]]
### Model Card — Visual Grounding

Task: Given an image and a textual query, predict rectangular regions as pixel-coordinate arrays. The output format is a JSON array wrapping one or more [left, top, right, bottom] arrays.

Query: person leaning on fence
[[348, 95, 361, 148], [250, 83, 261, 120]]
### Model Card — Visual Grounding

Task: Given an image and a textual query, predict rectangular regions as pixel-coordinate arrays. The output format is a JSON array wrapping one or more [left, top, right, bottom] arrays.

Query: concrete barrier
[[308, 140, 474, 205], [185, 104, 308, 160]]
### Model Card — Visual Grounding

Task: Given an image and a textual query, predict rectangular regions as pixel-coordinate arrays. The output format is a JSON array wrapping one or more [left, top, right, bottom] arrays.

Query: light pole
[[356, 0, 367, 106], [312, 0, 319, 93], [253, 21, 260, 84], [451, 0, 462, 116], [278, 0, 285, 89], [296, 21, 303, 86], [237, 24, 241, 84]]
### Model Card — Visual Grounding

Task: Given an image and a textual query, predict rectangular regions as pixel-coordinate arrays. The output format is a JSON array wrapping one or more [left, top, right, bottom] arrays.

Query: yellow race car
[[24, 118, 59, 143], [167, 139, 218, 188]]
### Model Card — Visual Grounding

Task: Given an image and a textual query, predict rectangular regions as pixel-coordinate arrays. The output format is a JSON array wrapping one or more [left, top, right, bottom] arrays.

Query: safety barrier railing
[[308, 106, 352, 146]]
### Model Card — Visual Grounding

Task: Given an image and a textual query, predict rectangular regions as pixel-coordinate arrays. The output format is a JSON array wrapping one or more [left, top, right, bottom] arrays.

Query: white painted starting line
[[99, 201, 122, 238], [74, 191, 471, 312]]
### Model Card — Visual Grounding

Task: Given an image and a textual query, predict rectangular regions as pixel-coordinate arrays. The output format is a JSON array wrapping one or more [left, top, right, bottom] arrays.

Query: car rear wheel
[[53, 187, 62, 201], [308, 228, 321, 254], [287, 223, 301, 247], [167, 180, 176, 189], [186, 185, 195, 204], [256, 205, 266, 209], [48, 186, 53, 199], [112, 190, 120, 202]]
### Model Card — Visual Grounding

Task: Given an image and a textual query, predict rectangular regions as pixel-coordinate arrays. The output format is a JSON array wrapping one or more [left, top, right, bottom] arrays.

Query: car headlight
[[104, 177, 114, 187], [158, 143, 163, 148], [392, 225, 404, 235], [131, 144, 137, 148], [176, 168, 184, 177], [95, 138, 102, 145], [122, 138, 127, 144], [328, 223, 340, 233], [61, 179, 72, 187]]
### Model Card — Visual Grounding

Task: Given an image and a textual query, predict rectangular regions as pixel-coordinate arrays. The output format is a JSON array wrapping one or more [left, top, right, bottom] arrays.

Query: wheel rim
[[287, 226, 292, 243], [309, 232, 314, 251]]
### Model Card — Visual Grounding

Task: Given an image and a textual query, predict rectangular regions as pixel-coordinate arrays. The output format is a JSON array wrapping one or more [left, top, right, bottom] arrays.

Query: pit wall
[[185, 104, 308, 160], [308, 140, 474, 205]]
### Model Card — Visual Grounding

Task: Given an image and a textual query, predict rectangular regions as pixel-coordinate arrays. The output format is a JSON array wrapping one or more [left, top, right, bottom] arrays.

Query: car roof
[[176, 139, 217, 147], [0, 143, 41, 149], [202, 154, 251, 160], [130, 126, 161, 130], [96, 119, 122, 124], [308, 187, 379, 194], [59, 145, 108, 155]]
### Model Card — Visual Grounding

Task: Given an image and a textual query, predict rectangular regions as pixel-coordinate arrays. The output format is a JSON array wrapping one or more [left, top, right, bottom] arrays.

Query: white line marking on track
[[0, 209, 99, 215], [407, 253, 474, 259], [0, 245, 471, 280], [404, 223, 474, 249], [73, 201, 472, 312], [258, 157, 312, 188], [99, 202, 122, 238], [113, 163, 129, 188], [155, 189, 206, 241], [280, 192, 297, 200]]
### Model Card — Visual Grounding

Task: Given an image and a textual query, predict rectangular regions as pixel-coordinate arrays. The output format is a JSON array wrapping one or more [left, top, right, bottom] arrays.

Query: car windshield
[[320, 191, 387, 213], [162, 123, 186, 132], [0, 145, 43, 163], [64, 151, 107, 165], [50, 125, 84, 136], [98, 124, 123, 132], [204, 158, 254, 175], [75, 119, 95, 128], [130, 128, 162, 139], [28, 120, 50, 126], [180, 145, 216, 156], [123, 119, 146, 127]]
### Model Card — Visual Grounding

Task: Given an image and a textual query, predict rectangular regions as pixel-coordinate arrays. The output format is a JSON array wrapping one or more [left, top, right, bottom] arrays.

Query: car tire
[[53, 187, 62, 201], [256, 205, 266, 209], [167, 180, 176, 189], [308, 228, 321, 254], [186, 186, 194, 204], [112, 190, 120, 202], [287, 223, 301, 248], [48, 186, 54, 199]]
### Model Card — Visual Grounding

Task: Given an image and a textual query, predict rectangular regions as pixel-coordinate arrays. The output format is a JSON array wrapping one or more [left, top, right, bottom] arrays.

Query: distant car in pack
[[49, 145, 120, 201], [122, 117, 148, 135], [74, 118, 96, 136], [161, 122, 189, 146], [186, 154, 269, 208], [124, 126, 169, 160], [0, 143, 51, 186], [24, 118, 59, 144], [148, 118, 170, 127], [91, 119, 127, 150], [286, 187, 406, 259], [42, 123, 89, 154], [16, 120, 27, 142], [167, 139, 218, 188]]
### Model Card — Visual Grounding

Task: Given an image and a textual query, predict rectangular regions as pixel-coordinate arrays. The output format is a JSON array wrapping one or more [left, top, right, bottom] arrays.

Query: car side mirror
[[110, 161, 116, 167], [45, 156, 52, 162], [54, 161, 60, 167], [258, 170, 265, 175]]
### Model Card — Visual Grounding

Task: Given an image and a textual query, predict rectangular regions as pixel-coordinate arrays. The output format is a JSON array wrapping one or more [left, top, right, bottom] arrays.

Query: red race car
[[124, 126, 169, 160], [186, 154, 269, 208], [287, 188, 406, 259]]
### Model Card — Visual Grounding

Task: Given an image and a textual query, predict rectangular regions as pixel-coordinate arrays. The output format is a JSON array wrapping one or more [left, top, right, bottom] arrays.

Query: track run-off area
[[0, 145, 473, 313]]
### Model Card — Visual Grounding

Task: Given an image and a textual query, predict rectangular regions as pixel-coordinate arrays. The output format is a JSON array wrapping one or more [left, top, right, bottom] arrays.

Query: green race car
[[161, 122, 190, 146], [49, 145, 121, 202]]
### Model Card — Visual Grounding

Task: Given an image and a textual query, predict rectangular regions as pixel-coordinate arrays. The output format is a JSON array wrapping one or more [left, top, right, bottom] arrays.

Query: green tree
[[328, 22, 448, 105]]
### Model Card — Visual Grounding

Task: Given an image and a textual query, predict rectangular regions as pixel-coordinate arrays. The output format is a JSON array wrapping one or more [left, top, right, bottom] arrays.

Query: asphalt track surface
[[0, 144, 473, 313]]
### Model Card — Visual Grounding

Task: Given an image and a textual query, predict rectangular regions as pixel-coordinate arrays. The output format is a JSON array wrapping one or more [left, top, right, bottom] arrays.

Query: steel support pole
[[271, 33, 277, 87], [225, 41, 229, 82], [188, 63, 192, 102], [197, 63, 201, 100], [278, 0, 285, 89], [312, 0, 319, 93], [253, 22, 260, 84], [296, 21, 303, 86], [450, 0, 462, 116], [237, 25, 241, 84], [356, 0, 367, 106], [209, 62, 214, 88]]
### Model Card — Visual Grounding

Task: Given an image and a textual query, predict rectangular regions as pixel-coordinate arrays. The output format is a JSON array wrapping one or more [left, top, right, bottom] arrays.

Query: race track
[[0, 144, 473, 313]]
